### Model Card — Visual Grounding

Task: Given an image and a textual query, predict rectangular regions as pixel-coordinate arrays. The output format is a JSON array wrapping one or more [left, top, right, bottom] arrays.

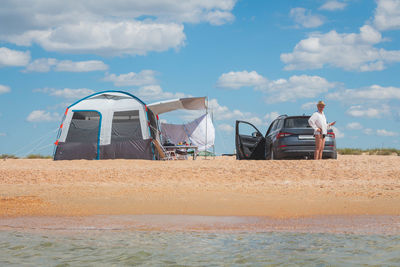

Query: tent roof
[[147, 97, 206, 115]]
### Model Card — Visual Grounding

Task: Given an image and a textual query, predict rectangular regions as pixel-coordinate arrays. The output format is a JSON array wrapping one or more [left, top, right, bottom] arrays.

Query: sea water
[[1, 230, 400, 266]]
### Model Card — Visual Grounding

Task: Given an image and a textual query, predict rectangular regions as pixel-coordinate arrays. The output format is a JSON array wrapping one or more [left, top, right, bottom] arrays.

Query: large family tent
[[53, 91, 159, 160], [148, 97, 215, 152]]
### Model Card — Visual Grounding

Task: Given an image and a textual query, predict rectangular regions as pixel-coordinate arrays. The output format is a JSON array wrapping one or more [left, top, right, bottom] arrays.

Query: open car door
[[235, 120, 266, 160]]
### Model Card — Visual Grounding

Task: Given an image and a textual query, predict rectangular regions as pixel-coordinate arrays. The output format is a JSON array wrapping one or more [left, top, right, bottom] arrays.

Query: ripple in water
[[1, 231, 400, 266]]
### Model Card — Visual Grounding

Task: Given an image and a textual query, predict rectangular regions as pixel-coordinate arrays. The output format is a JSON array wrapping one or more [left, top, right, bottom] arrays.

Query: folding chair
[[152, 139, 176, 160]]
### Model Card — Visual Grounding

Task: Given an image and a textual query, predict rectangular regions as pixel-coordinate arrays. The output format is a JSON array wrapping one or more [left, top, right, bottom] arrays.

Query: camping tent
[[53, 91, 159, 160], [160, 114, 215, 151], [148, 97, 215, 152]]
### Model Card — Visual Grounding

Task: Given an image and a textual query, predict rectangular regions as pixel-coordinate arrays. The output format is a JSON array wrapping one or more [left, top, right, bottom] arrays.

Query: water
[[1, 230, 400, 266]]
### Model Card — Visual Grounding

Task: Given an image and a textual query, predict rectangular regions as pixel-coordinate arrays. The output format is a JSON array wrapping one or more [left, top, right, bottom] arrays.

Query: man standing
[[308, 101, 336, 160]]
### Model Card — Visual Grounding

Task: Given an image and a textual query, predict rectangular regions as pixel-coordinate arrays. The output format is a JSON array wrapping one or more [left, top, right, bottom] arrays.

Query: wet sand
[[1, 155, 399, 219]]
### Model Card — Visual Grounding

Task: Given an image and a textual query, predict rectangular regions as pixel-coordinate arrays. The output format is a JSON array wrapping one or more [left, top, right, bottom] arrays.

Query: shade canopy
[[148, 97, 206, 115]]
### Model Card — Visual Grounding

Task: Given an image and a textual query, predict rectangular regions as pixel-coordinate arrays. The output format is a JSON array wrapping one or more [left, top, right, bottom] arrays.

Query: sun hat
[[317, 100, 326, 106]]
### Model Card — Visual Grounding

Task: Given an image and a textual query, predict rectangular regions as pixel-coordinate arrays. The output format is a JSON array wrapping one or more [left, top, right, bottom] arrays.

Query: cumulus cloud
[[281, 25, 400, 71], [264, 112, 280, 122], [260, 75, 335, 103], [346, 122, 363, 130], [135, 85, 186, 101], [104, 70, 157, 87], [363, 128, 374, 135], [218, 123, 234, 133], [25, 58, 108, 72], [331, 126, 345, 138], [0, 0, 236, 55], [376, 129, 398, 136], [216, 70, 267, 90], [26, 110, 61, 122], [373, 0, 400, 31], [0, 47, 30, 67], [290, 8, 325, 28], [346, 105, 389, 118], [301, 102, 317, 110], [327, 84, 400, 102], [217, 71, 335, 103], [34, 88, 95, 99], [0, 84, 11, 94], [319, 1, 347, 11]]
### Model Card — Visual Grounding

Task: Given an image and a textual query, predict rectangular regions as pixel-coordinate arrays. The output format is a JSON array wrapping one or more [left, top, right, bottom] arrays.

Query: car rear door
[[235, 120, 266, 160]]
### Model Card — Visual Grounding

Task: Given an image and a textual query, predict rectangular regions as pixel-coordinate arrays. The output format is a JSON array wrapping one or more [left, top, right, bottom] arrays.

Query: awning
[[147, 97, 206, 115]]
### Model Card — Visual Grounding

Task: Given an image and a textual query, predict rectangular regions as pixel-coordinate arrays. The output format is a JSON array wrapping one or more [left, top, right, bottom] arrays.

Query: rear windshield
[[284, 117, 311, 128]]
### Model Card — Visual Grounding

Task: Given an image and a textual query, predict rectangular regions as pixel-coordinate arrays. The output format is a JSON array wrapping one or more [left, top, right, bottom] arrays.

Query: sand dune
[[1, 155, 399, 218]]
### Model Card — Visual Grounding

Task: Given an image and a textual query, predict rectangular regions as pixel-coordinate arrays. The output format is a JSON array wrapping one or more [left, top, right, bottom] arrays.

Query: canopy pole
[[205, 96, 208, 159]]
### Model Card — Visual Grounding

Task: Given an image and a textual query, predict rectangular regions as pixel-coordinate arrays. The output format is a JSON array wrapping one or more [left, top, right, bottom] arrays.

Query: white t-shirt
[[308, 111, 330, 135]]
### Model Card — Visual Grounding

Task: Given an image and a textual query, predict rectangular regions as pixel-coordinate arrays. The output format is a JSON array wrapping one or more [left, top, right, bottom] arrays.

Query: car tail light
[[278, 145, 287, 148], [327, 132, 335, 138], [277, 132, 293, 139]]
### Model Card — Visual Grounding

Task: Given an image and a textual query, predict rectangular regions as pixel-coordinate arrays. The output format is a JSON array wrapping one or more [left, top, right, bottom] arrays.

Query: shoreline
[[1, 155, 399, 219], [1, 214, 400, 235]]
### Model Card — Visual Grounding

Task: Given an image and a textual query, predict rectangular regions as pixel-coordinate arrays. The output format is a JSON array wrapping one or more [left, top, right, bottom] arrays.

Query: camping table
[[164, 145, 199, 160]]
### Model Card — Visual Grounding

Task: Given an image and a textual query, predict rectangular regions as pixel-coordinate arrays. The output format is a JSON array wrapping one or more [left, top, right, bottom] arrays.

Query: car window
[[277, 119, 284, 130], [284, 117, 311, 128]]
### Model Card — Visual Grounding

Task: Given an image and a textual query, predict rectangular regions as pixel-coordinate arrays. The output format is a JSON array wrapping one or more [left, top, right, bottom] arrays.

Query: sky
[[0, 0, 400, 156]]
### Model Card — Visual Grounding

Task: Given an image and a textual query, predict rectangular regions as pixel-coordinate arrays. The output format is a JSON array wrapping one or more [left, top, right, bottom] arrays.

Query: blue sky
[[1, 0, 399, 156]]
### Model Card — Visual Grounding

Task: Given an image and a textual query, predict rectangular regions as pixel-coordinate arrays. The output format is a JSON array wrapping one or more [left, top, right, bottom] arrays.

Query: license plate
[[298, 135, 314, 140]]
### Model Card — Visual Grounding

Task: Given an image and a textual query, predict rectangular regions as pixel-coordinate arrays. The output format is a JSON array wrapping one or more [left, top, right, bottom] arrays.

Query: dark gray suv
[[235, 115, 337, 160]]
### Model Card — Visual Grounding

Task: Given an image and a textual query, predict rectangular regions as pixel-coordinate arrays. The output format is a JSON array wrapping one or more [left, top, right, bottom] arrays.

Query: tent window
[[66, 111, 100, 143], [111, 110, 142, 142]]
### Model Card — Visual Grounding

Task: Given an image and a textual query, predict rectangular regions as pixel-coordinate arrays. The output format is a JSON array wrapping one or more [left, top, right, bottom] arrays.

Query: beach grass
[[25, 154, 52, 159], [0, 154, 19, 159], [337, 148, 400, 156]]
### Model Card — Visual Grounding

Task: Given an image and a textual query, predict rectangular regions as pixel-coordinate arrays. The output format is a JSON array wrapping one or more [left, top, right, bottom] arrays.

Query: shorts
[[314, 133, 326, 138]]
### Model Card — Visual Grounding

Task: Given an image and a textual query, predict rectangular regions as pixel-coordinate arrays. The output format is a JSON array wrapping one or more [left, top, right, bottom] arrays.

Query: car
[[235, 115, 337, 160]]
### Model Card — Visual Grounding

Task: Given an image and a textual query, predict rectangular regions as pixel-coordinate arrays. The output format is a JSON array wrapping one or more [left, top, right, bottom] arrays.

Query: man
[[308, 101, 336, 160]]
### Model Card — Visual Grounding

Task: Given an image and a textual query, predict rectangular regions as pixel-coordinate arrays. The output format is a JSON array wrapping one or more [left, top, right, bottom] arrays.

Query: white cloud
[[218, 123, 234, 133], [25, 58, 108, 72], [377, 129, 398, 136], [55, 60, 108, 72], [0, 1, 236, 56], [327, 84, 400, 102], [135, 85, 186, 101], [363, 128, 374, 135], [104, 70, 157, 87], [26, 110, 61, 122], [373, 0, 400, 31], [319, 1, 347, 11], [290, 8, 325, 28], [331, 126, 345, 138], [34, 88, 95, 99], [216, 70, 267, 90], [247, 116, 263, 126], [0, 84, 11, 94], [217, 71, 334, 103], [0, 47, 30, 67], [346, 105, 389, 118], [281, 25, 400, 71], [264, 112, 280, 122], [260, 75, 335, 103], [301, 102, 317, 110], [208, 98, 247, 121], [346, 122, 363, 130], [24, 58, 57, 72]]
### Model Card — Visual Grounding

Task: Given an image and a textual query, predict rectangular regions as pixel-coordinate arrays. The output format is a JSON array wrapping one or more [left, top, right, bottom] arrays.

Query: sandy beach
[[1, 155, 399, 219]]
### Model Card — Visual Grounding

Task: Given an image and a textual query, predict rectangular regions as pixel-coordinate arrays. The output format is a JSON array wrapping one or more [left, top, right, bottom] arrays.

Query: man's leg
[[319, 137, 326, 160], [314, 135, 321, 160]]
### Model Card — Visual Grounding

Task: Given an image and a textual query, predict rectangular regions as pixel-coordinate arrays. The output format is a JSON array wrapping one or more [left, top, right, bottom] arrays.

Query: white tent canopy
[[161, 114, 215, 151], [148, 97, 206, 115]]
